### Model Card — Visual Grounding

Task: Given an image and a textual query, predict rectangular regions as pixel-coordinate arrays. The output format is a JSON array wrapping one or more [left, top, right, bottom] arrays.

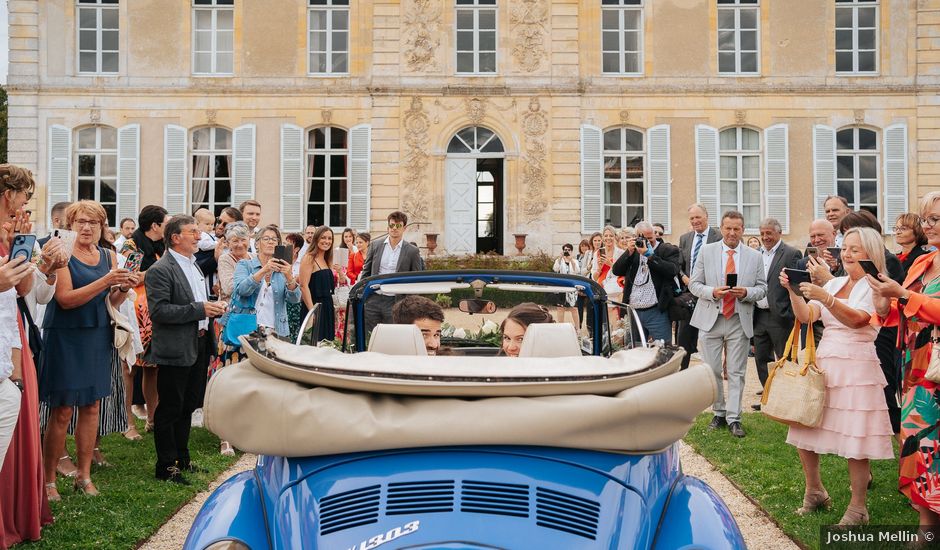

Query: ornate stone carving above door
[[402, 97, 431, 222], [510, 0, 549, 73]]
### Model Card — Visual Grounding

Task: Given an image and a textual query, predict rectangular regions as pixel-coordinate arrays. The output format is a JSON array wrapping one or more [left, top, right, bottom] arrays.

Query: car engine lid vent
[[535, 487, 600, 540], [460, 480, 530, 518], [386, 480, 456, 515], [318, 484, 381, 535]]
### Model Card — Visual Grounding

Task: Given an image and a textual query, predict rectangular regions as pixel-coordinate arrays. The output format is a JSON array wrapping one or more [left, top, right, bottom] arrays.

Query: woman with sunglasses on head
[[870, 192, 940, 535]]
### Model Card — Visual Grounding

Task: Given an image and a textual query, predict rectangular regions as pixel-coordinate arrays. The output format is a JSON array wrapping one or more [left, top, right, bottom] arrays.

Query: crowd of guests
[[1, 154, 940, 542]]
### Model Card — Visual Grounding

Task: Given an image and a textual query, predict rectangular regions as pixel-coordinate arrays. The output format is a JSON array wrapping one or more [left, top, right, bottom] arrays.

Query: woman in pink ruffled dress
[[779, 226, 893, 526]]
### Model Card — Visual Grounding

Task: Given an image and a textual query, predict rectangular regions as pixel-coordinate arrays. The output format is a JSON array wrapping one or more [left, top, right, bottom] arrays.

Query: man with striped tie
[[689, 211, 766, 438], [677, 204, 721, 369]]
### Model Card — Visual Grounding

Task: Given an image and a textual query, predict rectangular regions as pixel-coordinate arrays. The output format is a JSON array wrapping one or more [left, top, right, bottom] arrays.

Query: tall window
[[75, 126, 118, 225], [191, 127, 232, 216], [193, 0, 234, 75], [601, 0, 643, 75], [719, 127, 761, 230], [837, 127, 879, 217], [308, 0, 349, 74], [306, 127, 348, 228], [77, 0, 119, 74], [835, 0, 878, 74], [456, 0, 497, 74], [717, 0, 759, 75], [603, 128, 645, 228]]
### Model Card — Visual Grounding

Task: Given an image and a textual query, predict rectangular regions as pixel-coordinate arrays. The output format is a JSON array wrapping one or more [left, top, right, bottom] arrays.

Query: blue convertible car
[[184, 270, 745, 550]]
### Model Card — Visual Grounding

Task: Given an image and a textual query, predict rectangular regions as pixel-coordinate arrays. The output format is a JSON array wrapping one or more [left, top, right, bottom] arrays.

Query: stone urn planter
[[513, 233, 527, 256], [425, 233, 439, 255]]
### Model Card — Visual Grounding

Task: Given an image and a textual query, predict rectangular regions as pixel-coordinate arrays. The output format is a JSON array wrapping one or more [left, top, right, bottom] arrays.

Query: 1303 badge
[[345, 521, 420, 550]]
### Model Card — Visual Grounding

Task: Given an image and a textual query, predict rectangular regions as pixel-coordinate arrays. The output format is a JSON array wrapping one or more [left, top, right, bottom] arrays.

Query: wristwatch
[[899, 294, 910, 307], [11, 379, 24, 392]]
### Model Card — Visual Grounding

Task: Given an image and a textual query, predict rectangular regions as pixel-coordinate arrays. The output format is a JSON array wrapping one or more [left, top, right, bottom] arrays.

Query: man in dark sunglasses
[[361, 210, 425, 337]]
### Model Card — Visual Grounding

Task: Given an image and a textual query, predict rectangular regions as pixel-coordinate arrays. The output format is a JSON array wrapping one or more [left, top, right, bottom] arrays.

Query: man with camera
[[612, 221, 682, 344], [552, 244, 581, 327]]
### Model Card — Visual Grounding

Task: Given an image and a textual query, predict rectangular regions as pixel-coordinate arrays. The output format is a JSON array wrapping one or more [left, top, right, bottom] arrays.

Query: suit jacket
[[678, 227, 721, 278], [899, 245, 928, 280], [611, 241, 682, 312], [361, 237, 424, 279], [689, 242, 767, 338], [144, 252, 209, 367], [760, 242, 803, 322]]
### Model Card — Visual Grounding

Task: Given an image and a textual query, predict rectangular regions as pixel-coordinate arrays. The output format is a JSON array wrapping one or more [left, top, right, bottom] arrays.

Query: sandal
[[45, 482, 61, 502], [144, 420, 155, 433], [838, 505, 869, 526], [73, 477, 99, 497], [220, 441, 235, 457], [56, 455, 77, 478], [123, 427, 142, 441], [92, 448, 111, 468], [795, 490, 831, 516]]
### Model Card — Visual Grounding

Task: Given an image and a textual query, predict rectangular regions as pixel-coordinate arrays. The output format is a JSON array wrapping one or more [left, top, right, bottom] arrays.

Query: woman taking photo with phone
[[592, 226, 625, 321], [231, 225, 301, 339]]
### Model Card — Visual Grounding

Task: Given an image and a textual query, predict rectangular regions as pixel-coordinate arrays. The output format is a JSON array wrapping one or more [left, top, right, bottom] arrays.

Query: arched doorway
[[445, 126, 505, 255]]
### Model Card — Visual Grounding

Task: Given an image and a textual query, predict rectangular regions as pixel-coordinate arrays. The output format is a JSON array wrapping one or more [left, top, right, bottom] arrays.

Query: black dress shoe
[[729, 422, 746, 438], [156, 466, 191, 485], [708, 416, 728, 430], [751, 403, 761, 411]]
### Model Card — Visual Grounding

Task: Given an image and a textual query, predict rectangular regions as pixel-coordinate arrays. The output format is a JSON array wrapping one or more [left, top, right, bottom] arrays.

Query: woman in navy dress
[[299, 226, 341, 343], [40, 201, 137, 498]]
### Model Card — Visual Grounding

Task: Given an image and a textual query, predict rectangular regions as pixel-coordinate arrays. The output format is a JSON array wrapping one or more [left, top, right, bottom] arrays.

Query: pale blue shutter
[[47, 124, 72, 209], [580, 124, 603, 233], [694, 124, 719, 221], [883, 123, 909, 235], [280, 124, 304, 232], [764, 124, 790, 234], [116, 124, 140, 226], [163, 124, 187, 215], [348, 124, 371, 231], [646, 124, 671, 233], [812, 125, 836, 219], [232, 124, 256, 206]]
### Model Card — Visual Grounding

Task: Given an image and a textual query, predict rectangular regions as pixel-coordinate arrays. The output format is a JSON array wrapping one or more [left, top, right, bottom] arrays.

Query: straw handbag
[[761, 319, 826, 428]]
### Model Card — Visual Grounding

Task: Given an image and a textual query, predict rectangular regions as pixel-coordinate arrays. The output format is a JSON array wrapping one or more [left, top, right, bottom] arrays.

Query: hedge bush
[[425, 252, 555, 273]]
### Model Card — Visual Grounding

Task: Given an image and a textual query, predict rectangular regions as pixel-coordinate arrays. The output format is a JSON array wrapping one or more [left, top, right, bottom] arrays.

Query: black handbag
[[16, 296, 43, 361], [669, 290, 695, 322]]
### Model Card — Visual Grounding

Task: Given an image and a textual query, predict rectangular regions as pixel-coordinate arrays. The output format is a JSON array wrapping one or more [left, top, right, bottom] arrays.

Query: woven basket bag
[[761, 319, 826, 429]]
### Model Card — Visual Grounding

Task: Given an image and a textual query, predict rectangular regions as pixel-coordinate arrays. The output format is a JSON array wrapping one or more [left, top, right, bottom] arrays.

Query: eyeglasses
[[920, 216, 940, 229], [73, 219, 101, 228], [258, 236, 279, 243], [181, 229, 201, 236], [893, 225, 912, 232], [388, 222, 405, 229]]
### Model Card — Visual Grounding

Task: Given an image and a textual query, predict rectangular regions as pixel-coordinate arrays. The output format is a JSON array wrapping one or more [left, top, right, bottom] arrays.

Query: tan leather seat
[[367, 324, 428, 356], [518, 323, 582, 358]]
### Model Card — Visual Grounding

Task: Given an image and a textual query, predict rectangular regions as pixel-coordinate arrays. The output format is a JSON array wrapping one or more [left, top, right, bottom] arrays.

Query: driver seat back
[[368, 324, 428, 356], [519, 323, 582, 357]]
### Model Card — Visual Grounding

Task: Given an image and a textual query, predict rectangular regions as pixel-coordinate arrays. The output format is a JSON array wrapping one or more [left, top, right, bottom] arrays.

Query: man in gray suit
[[677, 204, 721, 368], [362, 210, 425, 338], [689, 210, 767, 438], [146, 215, 227, 483], [751, 218, 802, 411]]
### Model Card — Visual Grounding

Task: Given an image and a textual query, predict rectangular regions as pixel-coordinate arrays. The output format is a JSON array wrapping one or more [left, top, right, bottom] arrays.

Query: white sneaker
[[191, 408, 204, 428]]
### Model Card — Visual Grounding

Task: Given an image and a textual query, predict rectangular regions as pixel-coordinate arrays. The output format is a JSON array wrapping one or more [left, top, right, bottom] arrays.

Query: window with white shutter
[[580, 124, 603, 233], [836, 126, 879, 218], [190, 126, 232, 215], [718, 127, 761, 231], [763, 123, 789, 233], [694, 124, 720, 222], [47, 125, 73, 211], [602, 127, 646, 228], [231, 124, 256, 206], [116, 124, 140, 226], [647, 124, 671, 233], [75, 126, 117, 224], [882, 123, 908, 234], [280, 124, 304, 232], [164, 124, 188, 215], [348, 124, 371, 232], [812, 124, 837, 219], [306, 126, 349, 228]]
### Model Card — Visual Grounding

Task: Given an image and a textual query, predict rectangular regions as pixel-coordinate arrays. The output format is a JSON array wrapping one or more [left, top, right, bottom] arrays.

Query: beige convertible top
[[203, 340, 716, 456]]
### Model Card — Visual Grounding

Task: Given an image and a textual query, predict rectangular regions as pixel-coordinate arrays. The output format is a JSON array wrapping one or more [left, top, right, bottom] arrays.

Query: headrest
[[519, 323, 582, 358], [368, 324, 428, 356]]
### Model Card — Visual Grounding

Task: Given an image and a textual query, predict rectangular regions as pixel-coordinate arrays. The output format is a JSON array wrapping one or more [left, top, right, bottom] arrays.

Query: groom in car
[[392, 295, 444, 355]]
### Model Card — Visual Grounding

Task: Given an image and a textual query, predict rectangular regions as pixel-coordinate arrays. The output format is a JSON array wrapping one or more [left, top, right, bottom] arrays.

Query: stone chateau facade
[[5, 0, 940, 253]]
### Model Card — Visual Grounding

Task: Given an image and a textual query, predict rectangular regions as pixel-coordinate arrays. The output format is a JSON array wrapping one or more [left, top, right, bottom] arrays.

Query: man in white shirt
[[114, 217, 136, 251], [676, 204, 721, 368], [824, 195, 851, 247], [145, 215, 226, 483], [361, 211, 424, 338], [239, 200, 263, 253]]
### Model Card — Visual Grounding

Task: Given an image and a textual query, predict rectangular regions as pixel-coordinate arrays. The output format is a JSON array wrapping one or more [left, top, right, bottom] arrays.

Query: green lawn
[[684, 413, 918, 550], [26, 419, 241, 550]]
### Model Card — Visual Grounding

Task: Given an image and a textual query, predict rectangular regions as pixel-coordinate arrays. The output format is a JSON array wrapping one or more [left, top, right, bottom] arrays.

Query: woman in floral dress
[[871, 192, 940, 532]]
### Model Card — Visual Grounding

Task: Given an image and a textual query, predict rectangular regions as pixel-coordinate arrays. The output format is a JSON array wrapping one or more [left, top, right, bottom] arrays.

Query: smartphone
[[859, 259, 881, 279], [725, 273, 738, 287], [52, 228, 78, 257], [827, 247, 842, 260], [784, 268, 812, 290], [274, 244, 293, 264], [124, 250, 144, 272], [805, 246, 818, 258], [9, 234, 36, 263]]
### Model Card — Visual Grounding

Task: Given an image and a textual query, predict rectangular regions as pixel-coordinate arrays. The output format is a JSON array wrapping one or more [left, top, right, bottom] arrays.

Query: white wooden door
[[445, 158, 477, 255]]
